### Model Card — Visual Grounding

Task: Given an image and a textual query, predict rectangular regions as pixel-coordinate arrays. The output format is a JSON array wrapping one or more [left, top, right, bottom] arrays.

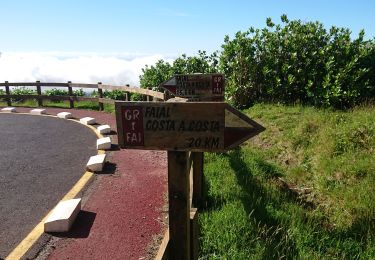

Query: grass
[[200, 103, 375, 259]]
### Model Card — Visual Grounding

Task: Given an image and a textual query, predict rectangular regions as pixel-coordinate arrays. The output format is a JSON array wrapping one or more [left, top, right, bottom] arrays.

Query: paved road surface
[[0, 113, 97, 258]]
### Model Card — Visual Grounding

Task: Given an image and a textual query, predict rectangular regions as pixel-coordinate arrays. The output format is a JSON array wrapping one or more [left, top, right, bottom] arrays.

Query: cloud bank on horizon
[[0, 52, 173, 86]]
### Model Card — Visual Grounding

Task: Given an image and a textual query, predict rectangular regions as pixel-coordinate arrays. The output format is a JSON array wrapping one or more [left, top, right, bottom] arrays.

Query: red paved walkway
[[8, 107, 167, 259]]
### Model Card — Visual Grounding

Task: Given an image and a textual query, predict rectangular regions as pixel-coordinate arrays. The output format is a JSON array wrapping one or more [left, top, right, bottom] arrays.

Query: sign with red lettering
[[121, 106, 144, 146], [115, 101, 265, 152], [161, 74, 225, 101], [212, 74, 224, 94]]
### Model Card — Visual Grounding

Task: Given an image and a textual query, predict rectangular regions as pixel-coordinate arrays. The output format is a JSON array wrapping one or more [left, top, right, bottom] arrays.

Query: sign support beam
[[168, 151, 191, 260]]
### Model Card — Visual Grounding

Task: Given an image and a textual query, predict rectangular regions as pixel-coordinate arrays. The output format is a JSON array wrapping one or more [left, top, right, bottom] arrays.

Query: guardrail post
[[5, 81, 11, 106], [168, 151, 190, 260], [98, 82, 104, 111], [192, 152, 204, 207], [67, 81, 74, 108], [36, 80, 42, 107]]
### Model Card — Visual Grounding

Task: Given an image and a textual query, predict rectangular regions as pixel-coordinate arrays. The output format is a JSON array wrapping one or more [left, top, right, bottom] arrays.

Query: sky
[[1, 0, 374, 85]]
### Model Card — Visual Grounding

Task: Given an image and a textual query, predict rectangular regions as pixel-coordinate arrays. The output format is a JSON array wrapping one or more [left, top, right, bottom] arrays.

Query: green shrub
[[0, 89, 5, 102], [103, 90, 127, 100], [73, 89, 85, 96], [43, 88, 85, 103], [11, 87, 36, 102], [44, 88, 68, 96], [44, 88, 85, 96], [130, 93, 143, 101], [220, 15, 375, 109], [139, 51, 219, 92], [139, 15, 375, 109]]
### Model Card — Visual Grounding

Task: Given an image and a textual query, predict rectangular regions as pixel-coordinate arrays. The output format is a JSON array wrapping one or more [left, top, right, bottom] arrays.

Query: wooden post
[[5, 81, 11, 106], [164, 90, 170, 101], [125, 85, 130, 101], [98, 82, 104, 111], [192, 152, 204, 207], [67, 81, 74, 108], [168, 151, 190, 260], [190, 208, 199, 260], [36, 80, 42, 107]]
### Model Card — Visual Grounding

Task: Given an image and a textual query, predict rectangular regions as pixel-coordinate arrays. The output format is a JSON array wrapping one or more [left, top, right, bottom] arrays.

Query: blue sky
[[0, 1, 374, 85], [1, 0, 374, 55]]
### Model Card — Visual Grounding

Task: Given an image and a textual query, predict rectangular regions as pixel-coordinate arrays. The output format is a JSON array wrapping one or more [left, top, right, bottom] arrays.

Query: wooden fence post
[[125, 84, 130, 101], [5, 81, 11, 106], [98, 82, 104, 111], [192, 152, 204, 207], [67, 81, 74, 108], [168, 151, 190, 260], [36, 80, 42, 107], [164, 90, 170, 101]]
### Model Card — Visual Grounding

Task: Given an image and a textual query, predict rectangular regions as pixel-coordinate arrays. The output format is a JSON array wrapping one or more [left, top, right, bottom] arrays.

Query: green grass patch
[[200, 103, 375, 259]]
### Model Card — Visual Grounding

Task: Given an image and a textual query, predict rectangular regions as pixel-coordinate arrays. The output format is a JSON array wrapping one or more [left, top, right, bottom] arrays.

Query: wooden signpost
[[115, 102, 264, 152], [160, 74, 225, 101], [115, 101, 264, 259]]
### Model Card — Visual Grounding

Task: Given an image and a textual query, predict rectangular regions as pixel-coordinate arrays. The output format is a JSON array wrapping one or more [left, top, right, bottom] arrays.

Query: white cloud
[[0, 52, 174, 86]]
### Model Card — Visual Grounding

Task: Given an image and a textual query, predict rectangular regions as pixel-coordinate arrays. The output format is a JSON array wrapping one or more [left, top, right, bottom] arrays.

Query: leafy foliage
[[220, 15, 375, 108], [139, 15, 375, 109], [44, 88, 85, 96], [92, 89, 127, 100], [0, 89, 5, 101], [139, 50, 219, 92], [103, 90, 127, 100], [10, 87, 36, 102]]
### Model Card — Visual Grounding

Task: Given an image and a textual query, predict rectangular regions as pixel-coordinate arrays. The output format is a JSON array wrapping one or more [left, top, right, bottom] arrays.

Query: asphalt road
[[0, 113, 97, 258]]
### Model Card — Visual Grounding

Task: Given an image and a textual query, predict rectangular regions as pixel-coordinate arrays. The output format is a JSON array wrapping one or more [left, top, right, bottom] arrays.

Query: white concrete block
[[44, 198, 81, 232], [1, 107, 16, 112], [86, 154, 106, 172], [30, 108, 46, 115], [57, 112, 72, 119], [80, 117, 96, 125], [97, 137, 112, 150], [97, 124, 111, 134]]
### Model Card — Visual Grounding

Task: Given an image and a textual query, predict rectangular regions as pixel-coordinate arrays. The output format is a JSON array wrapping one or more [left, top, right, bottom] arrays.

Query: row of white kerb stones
[[1, 107, 111, 172], [1, 106, 113, 232]]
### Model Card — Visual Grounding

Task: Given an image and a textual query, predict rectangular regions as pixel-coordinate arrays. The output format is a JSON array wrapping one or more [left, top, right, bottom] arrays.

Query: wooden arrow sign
[[161, 74, 225, 101], [115, 102, 265, 152]]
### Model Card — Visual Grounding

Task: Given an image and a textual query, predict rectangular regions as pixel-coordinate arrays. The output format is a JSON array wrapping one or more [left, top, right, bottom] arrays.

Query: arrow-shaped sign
[[115, 102, 265, 152], [161, 74, 225, 101]]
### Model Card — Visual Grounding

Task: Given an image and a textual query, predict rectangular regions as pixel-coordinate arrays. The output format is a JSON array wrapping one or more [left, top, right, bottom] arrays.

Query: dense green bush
[[0, 89, 5, 102], [11, 87, 36, 102], [221, 15, 375, 108], [44, 88, 85, 96], [139, 50, 219, 92], [103, 90, 127, 100], [129, 93, 143, 101], [43, 88, 85, 103], [140, 15, 375, 109]]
